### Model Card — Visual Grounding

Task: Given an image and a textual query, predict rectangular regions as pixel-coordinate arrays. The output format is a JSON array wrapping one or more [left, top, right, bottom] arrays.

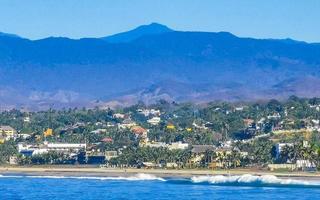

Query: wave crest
[[191, 174, 320, 186], [0, 173, 165, 181], [71, 173, 165, 181]]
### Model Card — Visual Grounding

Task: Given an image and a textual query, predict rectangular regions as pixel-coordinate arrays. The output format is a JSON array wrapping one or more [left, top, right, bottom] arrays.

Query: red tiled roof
[[101, 137, 113, 143], [131, 126, 147, 134]]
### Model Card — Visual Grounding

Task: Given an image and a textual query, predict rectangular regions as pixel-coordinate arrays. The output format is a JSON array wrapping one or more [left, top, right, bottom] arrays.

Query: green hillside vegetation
[[1, 96, 320, 169]]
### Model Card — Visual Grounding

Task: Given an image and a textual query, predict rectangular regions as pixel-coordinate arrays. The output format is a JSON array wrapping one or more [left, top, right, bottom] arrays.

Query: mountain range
[[0, 23, 320, 110]]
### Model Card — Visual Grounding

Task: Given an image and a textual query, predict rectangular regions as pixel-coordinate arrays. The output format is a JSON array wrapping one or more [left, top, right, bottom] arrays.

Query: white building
[[46, 143, 86, 150], [113, 113, 125, 119], [296, 159, 316, 169], [275, 143, 293, 158], [267, 113, 281, 119], [90, 129, 107, 134], [0, 125, 17, 140], [147, 117, 161, 125], [118, 119, 136, 129], [192, 122, 208, 130], [18, 142, 86, 156], [138, 109, 161, 117], [106, 122, 115, 127], [235, 107, 244, 111], [312, 119, 320, 125], [143, 141, 167, 148], [168, 142, 189, 150], [105, 151, 118, 160], [23, 117, 30, 123], [18, 133, 31, 140]]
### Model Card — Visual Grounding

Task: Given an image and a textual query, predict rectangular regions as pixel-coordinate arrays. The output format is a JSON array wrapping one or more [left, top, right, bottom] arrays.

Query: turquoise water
[[1, 174, 320, 200]]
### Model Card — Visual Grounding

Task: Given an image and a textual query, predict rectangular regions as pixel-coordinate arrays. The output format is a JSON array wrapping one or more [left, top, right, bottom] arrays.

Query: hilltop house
[[113, 113, 126, 119], [60, 122, 86, 134], [131, 126, 148, 137], [166, 123, 175, 130], [234, 106, 244, 111], [0, 135, 5, 144], [101, 137, 113, 143], [118, 119, 136, 129], [138, 109, 161, 117], [90, 129, 107, 134], [309, 104, 320, 111], [0, 125, 17, 140], [147, 117, 161, 125], [23, 117, 30, 123], [267, 113, 281, 119], [192, 121, 208, 130], [243, 119, 254, 127]]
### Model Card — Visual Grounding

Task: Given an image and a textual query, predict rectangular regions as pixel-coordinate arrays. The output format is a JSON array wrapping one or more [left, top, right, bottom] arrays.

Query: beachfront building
[[275, 143, 293, 158], [86, 150, 106, 164], [18, 142, 87, 156], [268, 163, 297, 171], [105, 151, 118, 161], [189, 145, 215, 167], [296, 159, 316, 170]]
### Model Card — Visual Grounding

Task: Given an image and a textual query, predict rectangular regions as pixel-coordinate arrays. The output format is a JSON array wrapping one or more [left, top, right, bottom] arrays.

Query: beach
[[1, 166, 320, 180]]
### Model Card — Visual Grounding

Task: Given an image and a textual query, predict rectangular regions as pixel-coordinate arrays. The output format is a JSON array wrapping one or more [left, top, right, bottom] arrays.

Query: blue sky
[[0, 0, 319, 42]]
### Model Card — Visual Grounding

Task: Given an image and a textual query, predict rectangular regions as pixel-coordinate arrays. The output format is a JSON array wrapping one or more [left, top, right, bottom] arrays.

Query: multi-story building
[[0, 125, 17, 140]]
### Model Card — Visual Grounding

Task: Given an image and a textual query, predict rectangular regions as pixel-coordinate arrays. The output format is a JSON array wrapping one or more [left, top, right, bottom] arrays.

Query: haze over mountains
[[0, 23, 320, 110]]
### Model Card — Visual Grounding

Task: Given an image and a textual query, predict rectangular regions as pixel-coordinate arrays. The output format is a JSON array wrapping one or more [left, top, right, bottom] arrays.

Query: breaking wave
[[0, 173, 165, 181], [2, 173, 320, 187], [191, 174, 320, 187]]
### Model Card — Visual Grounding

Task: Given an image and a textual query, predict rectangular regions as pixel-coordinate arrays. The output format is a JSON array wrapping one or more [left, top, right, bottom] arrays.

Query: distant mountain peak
[[102, 22, 173, 43], [135, 22, 172, 31], [0, 25, 320, 109]]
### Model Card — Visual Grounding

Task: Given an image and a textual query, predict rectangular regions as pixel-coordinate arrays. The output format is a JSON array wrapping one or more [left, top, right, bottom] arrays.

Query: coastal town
[[1, 96, 320, 172]]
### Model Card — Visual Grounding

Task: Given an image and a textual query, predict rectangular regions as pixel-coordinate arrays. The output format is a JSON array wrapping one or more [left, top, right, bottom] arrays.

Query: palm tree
[[201, 149, 214, 168], [230, 150, 241, 168]]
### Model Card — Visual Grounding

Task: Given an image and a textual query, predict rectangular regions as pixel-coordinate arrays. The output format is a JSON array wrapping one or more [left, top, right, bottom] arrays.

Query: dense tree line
[[1, 96, 320, 169]]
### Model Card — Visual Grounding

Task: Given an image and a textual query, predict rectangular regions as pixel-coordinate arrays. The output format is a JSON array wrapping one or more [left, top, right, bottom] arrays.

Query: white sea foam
[[56, 173, 165, 181], [0, 173, 165, 181], [191, 174, 320, 186], [0, 174, 24, 178]]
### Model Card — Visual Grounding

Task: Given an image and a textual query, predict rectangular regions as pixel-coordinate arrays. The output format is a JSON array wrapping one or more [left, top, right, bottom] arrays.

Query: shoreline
[[1, 166, 320, 180]]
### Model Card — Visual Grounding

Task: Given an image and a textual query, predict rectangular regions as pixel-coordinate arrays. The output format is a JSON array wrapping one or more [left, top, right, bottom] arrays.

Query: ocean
[[1, 173, 320, 200]]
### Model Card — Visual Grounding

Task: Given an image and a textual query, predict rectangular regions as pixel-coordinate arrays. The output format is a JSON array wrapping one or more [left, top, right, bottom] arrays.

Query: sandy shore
[[1, 166, 320, 180]]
